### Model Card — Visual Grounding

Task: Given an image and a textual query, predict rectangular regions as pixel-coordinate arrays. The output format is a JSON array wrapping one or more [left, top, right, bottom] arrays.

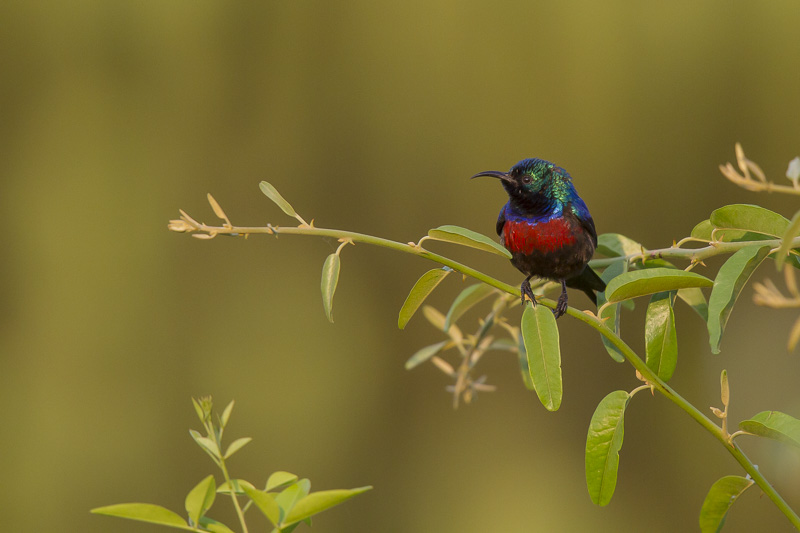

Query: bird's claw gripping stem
[[520, 276, 537, 307]]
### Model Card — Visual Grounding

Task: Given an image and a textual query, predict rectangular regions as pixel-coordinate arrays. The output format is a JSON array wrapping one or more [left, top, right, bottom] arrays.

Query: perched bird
[[472, 158, 605, 318]]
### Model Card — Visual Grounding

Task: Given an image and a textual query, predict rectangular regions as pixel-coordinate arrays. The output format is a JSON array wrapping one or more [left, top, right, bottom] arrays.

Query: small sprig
[[719, 143, 800, 196]]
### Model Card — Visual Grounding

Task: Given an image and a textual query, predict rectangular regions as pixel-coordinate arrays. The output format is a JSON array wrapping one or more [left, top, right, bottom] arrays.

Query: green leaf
[[422, 305, 447, 331], [198, 516, 236, 533], [220, 400, 234, 428], [185, 475, 216, 526], [707, 245, 771, 354], [266, 471, 299, 492], [710, 204, 789, 237], [224, 437, 252, 459], [691, 219, 714, 240], [284, 486, 372, 526], [698, 475, 753, 533], [320, 253, 340, 323], [645, 292, 678, 382], [275, 479, 311, 522], [597, 261, 627, 363], [739, 411, 800, 448], [585, 390, 630, 506], [217, 479, 256, 495], [521, 304, 562, 411], [444, 283, 496, 330], [676, 287, 709, 322], [596, 233, 643, 257], [91, 503, 190, 529], [243, 486, 281, 526], [516, 331, 535, 390], [427, 225, 512, 258], [259, 181, 298, 218], [605, 268, 713, 303], [405, 340, 448, 370], [398, 268, 451, 329], [189, 430, 221, 460], [776, 209, 800, 271]]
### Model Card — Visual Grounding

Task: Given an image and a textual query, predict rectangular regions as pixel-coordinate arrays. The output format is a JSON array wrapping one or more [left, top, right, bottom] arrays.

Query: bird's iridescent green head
[[471, 157, 576, 213]]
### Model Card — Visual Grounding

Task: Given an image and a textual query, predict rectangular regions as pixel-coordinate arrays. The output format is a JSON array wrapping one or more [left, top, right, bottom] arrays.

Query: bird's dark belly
[[503, 217, 594, 280]]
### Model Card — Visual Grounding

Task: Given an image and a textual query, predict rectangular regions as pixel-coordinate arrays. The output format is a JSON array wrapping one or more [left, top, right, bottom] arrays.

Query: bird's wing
[[571, 198, 598, 248], [495, 207, 506, 237]]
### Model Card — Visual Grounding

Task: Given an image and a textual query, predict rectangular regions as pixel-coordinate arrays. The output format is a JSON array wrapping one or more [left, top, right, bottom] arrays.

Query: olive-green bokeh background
[[3, 2, 800, 532]]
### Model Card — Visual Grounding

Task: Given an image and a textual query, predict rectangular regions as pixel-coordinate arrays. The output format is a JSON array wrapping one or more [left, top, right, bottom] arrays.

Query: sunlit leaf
[[710, 204, 789, 237], [739, 411, 800, 448], [422, 305, 447, 331], [788, 315, 800, 352], [776, 209, 800, 271], [521, 304, 562, 411], [645, 292, 678, 382], [189, 430, 221, 460], [224, 437, 252, 459], [198, 516, 236, 533], [217, 479, 256, 495], [698, 475, 753, 533], [605, 268, 712, 303], [275, 480, 311, 523], [398, 268, 451, 329], [266, 471, 299, 492], [259, 181, 298, 218], [320, 253, 341, 323], [707, 245, 770, 354], [427, 225, 512, 258], [405, 341, 448, 370], [585, 390, 630, 506], [596, 233, 643, 257], [597, 261, 627, 363], [444, 283, 496, 330], [220, 400, 234, 428], [91, 503, 190, 529], [185, 475, 216, 527], [284, 486, 372, 525], [677, 287, 709, 322], [207, 193, 228, 222], [243, 486, 280, 526]]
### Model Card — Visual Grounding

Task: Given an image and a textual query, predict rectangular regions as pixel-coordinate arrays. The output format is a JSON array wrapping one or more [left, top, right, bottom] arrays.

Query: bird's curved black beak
[[470, 170, 513, 183]]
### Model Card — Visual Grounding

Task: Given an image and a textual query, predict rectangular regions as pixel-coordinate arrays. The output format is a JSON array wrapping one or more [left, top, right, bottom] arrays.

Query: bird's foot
[[553, 280, 568, 319], [521, 278, 537, 307]]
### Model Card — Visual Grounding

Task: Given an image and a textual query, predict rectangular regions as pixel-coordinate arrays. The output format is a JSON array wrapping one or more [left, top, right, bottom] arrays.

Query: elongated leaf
[[243, 486, 280, 526], [677, 287, 709, 322], [710, 204, 789, 237], [189, 430, 221, 460], [422, 305, 447, 331], [405, 340, 448, 370], [275, 479, 311, 522], [707, 245, 770, 354], [739, 411, 800, 448], [185, 475, 216, 526], [90, 503, 190, 529], [444, 283, 496, 330], [585, 390, 630, 506], [398, 268, 451, 329], [788, 315, 800, 351], [259, 181, 298, 218], [266, 471, 299, 492], [284, 486, 372, 525], [220, 399, 234, 428], [597, 261, 627, 363], [427, 225, 512, 258], [515, 331, 535, 390], [521, 304, 562, 411], [198, 516, 236, 533], [224, 437, 252, 459], [776, 209, 800, 271], [217, 479, 256, 495], [605, 268, 712, 303], [320, 253, 340, 323], [699, 475, 753, 533], [596, 233, 643, 257], [645, 292, 678, 382]]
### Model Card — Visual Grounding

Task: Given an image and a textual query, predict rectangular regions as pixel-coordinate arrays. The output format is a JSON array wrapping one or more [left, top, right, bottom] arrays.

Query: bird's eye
[[522, 175, 532, 184]]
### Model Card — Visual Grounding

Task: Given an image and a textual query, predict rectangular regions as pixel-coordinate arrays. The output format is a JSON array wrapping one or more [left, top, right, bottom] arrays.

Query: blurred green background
[[2, 2, 800, 531]]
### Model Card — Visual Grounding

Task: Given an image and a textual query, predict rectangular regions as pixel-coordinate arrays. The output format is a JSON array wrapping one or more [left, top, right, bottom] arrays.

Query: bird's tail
[[565, 266, 606, 305]]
